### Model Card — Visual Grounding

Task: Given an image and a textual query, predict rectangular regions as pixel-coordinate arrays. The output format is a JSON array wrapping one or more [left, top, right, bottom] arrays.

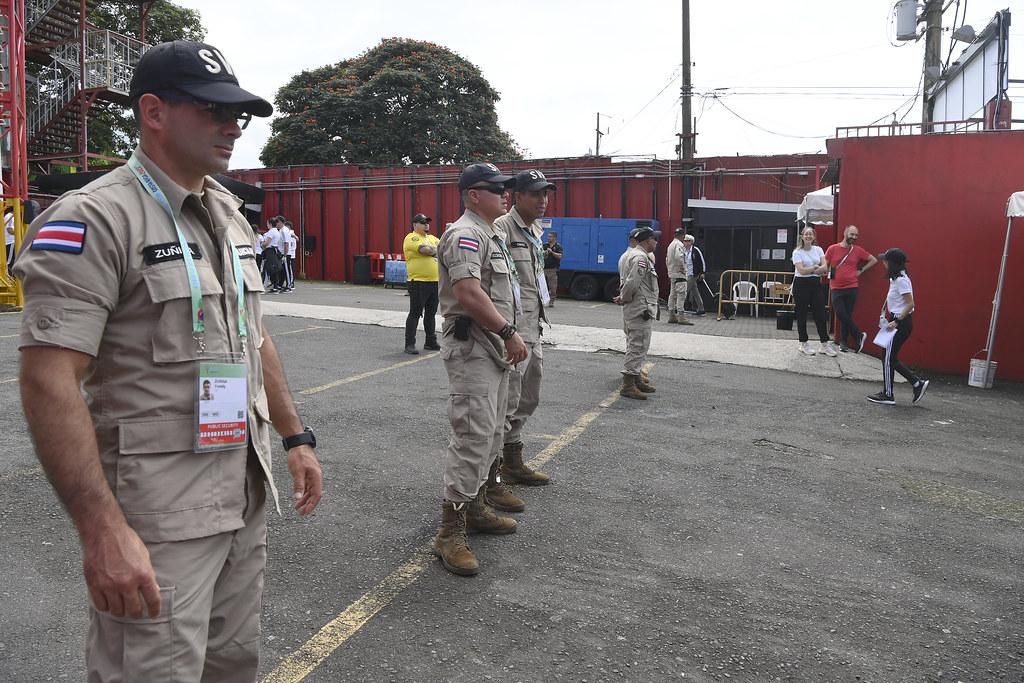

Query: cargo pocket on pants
[[448, 381, 491, 441], [107, 585, 175, 683]]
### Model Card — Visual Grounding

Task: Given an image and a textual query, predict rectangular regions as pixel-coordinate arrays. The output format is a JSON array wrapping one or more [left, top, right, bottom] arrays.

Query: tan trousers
[[443, 334, 510, 502], [544, 269, 558, 302], [504, 340, 543, 445], [88, 462, 267, 683], [684, 276, 705, 312], [667, 278, 688, 314], [623, 315, 652, 376]]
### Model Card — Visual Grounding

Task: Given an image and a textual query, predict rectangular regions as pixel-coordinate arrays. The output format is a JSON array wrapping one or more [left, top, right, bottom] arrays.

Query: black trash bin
[[776, 310, 794, 331], [353, 254, 372, 285]]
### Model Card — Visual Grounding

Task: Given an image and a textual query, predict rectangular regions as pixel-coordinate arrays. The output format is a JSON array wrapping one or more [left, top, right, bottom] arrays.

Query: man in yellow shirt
[[403, 213, 441, 354]]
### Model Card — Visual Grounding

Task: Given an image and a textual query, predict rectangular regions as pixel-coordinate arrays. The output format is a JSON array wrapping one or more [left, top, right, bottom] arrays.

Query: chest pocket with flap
[[142, 261, 225, 363]]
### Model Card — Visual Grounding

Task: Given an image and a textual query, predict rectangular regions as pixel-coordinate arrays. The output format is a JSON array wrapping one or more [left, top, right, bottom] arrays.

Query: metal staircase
[[24, 0, 147, 167]]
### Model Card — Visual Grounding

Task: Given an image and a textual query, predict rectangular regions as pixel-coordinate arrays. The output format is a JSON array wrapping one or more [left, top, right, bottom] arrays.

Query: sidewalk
[[263, 301, 889, 383]]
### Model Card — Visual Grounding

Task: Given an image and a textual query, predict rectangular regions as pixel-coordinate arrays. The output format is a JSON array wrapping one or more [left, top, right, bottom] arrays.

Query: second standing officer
[[434, 163, 527, 576], [495, 170, 555, 496], [619, 226, 660, 399], [402, 213, 440, 354]]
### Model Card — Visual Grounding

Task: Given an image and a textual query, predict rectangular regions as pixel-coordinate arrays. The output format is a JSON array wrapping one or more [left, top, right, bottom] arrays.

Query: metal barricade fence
[[714, 269, 830, 322]]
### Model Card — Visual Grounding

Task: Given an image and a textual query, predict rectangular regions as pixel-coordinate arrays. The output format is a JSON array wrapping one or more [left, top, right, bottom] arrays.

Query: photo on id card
[[196, 356, 248, 451]]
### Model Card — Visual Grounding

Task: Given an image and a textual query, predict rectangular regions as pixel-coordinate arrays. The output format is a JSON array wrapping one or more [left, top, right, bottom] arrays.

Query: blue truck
[[538, 217, 660, 301]]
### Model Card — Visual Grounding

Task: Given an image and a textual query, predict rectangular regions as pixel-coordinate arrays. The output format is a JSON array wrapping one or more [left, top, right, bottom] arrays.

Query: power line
[[710, 95, 833, 139]]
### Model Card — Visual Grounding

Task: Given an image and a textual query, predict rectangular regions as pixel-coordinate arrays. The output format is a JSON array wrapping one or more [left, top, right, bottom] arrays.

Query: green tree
[[261, 38, 522, 167], [87, 1, 206, 159]]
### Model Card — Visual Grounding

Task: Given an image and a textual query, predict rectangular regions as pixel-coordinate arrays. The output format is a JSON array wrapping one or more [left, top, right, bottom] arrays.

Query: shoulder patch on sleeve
[[458, 237, 480, 252], [31, 220, 87, 254]]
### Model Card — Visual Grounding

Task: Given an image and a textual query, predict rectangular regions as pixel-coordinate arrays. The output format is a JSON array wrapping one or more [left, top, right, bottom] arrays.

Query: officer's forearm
[[452, 278, 510, 332], [258, 328, 304, 437], [19, 347, 127, 536]]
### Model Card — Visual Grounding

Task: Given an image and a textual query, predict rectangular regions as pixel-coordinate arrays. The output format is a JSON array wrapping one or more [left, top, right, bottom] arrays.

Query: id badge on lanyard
[[127, 154, 249, 452]]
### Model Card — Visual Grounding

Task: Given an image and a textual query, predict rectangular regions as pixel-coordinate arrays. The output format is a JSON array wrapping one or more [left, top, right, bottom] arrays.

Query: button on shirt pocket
[[142, 262, 225, 363]]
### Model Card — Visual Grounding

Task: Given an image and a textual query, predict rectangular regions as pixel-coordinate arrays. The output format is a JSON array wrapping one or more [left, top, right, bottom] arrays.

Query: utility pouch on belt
[[454, 316, 471, 341]]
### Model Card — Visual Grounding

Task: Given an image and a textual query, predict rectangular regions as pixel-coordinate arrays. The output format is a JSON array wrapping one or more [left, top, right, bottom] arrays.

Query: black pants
[[831, 287, 861, 347], [405, 280, 438, 346], [264, 248, 285, 289], [883, 314, 920, 397], [793, 277, 829, 343]]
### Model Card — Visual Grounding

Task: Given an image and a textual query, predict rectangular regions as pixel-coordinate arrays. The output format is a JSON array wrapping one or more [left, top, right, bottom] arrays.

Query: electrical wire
[[603, 67, 681, 144], [709, 95, 836, 139]]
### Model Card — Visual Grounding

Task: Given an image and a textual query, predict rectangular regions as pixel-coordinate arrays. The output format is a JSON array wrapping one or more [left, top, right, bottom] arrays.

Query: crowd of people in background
[[253, 214, 298, 293]]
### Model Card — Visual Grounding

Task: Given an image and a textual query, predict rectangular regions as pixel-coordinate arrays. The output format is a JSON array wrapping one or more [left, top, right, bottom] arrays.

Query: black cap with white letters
[[513, 170, 557, 192], [129, 40, 273, 117]]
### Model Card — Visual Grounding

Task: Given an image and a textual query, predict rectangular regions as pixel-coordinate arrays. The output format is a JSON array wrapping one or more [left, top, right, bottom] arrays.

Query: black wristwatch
[[282, 426, 316, 451]]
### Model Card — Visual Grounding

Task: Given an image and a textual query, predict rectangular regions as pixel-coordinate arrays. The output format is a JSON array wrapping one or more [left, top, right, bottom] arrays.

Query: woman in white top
[[867, 247, 929, 405], [791, 225, 837, 356]]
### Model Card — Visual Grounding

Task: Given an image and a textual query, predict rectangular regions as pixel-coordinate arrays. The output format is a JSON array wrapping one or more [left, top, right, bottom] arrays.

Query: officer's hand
[[82, 522, 161, 619], [504, 332, 528, 364], [697, 274, 704, 280], [612, 296, 623, 305], [287, 444, 323, 516]]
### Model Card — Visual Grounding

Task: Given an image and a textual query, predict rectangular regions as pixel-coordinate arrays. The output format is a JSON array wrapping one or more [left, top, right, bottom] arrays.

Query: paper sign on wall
[[760, 249, 770, 260], [777, 229, 789, 243]]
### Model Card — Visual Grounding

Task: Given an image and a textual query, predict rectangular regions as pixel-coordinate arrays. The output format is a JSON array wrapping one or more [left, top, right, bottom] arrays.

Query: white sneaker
[[821, 341, 838, 357], [800, 341, 816, 355]]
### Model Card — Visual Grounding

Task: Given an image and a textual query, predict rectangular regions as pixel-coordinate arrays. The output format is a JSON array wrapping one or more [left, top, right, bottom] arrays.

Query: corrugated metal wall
[[227, 154, 827, 283]]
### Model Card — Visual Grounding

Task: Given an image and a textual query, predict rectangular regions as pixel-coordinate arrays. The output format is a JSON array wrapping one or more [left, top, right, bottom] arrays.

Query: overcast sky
[[173, 0, 1021, 170]]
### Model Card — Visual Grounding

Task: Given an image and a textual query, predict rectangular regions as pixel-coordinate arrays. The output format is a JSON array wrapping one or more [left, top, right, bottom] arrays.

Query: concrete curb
[[263, 301, 889, 383]]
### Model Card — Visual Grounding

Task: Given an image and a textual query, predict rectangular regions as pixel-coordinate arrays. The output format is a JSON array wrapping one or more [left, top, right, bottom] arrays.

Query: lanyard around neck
[[127, 154, 247, 354]]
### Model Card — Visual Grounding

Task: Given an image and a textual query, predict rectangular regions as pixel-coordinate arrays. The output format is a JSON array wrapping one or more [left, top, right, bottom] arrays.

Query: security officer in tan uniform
[[619, 226, 661, 399], [16, 41, 322, 682], [495, 170, 556, 494], [434, 162, 527, 576]]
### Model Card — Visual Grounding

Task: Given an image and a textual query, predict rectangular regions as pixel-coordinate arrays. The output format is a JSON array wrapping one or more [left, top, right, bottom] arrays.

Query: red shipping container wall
[[827, 131, 1024, 381], [228, 154, 826, 285]]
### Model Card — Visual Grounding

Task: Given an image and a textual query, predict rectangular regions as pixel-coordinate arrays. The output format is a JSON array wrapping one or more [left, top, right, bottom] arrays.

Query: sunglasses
[[156, 89, 253, 129], [470, 184, 507, 195]]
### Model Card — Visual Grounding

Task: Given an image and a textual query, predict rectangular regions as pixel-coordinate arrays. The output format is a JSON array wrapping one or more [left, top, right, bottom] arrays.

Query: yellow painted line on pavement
[[299, 352, 439, 396], [0, 333, 19, 338], [274, 325, 335, 337], [586, 303, 603, 309], [260, 365, 649, 683], [0, 377, 18, 384]]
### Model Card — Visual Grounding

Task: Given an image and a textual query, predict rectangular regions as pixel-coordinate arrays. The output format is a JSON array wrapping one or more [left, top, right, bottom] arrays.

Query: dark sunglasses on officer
[[155, 89, 253, 129]]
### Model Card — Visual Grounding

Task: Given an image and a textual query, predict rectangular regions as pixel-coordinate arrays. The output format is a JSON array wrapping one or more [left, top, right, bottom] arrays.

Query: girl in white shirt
[[868, 247, 929, 405], [791, 225, 837, 356]]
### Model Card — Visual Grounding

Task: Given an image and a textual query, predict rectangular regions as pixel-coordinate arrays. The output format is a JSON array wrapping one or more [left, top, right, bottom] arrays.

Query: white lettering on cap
[[197, 48, 236, 76], [529, 170, 542, 180]]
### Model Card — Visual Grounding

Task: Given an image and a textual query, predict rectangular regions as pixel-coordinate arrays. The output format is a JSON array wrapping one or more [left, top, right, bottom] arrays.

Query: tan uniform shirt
[[437, 209, 517, 370], [666, 238, 688, 279], [619, 249, 659, 320], [618, 245, 641, 281], [15, 146, 279, 544], [495, 207, 545, 344]]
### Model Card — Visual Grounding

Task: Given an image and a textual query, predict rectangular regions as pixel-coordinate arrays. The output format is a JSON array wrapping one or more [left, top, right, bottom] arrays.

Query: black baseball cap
[[412, 213, 431, 224], [514, 170, 556, 192], [674, 227, 686, 235], [633, 227, 660, 243], [129, 40, 273, 117], [458, 163, 515, 191]]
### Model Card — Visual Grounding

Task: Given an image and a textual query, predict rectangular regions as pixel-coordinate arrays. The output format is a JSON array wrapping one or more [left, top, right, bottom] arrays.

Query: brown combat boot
[[668, 313, 680, 324], [433, 502, 480, 576], [500, 441, 551, 486], [484, 459, 526, 512], [636, 375, 656, 393], [620, 373, 647, 400], [466, 488, 518, 535]]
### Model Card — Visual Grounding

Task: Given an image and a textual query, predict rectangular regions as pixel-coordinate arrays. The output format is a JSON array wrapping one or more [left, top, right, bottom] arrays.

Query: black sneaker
[[912, 380, 929, 404], [838, 344, 850, 353], [695, 310, 706, 317], [867, 391, 895, 405], [424, 341, 441, 351], [404, 345, 419, 355], [857, 331, 867, 353]]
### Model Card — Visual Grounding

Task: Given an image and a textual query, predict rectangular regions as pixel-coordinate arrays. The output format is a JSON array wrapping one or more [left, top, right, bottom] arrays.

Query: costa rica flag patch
[[31, 221, 87, 254], [458, 237, 480, 252]]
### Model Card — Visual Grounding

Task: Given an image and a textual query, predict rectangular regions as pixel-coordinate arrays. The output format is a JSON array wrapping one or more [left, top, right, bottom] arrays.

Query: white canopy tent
[[797, 186, 835, 225], [979, 192, 1021, 383]]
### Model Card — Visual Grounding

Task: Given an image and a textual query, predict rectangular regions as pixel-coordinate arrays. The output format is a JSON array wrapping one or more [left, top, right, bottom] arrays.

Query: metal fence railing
[[715, 269, 832, 322]]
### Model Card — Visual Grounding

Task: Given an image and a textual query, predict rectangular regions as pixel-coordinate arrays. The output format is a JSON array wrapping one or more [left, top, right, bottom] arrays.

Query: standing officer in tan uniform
[[619, 226, 660, 399], [495, 170, 555, 495], [665, 227, 694, 325], [16, 40, 322, 682], [434, 162, 527, 576]]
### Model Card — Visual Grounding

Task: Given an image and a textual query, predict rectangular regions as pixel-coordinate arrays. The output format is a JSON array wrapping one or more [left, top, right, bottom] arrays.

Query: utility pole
[[678, 0, 693, 161], [595, 112, 603, 157], [922, 0, 943, 125]]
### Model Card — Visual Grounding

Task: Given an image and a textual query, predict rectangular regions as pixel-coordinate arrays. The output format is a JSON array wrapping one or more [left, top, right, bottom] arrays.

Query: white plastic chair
[[732, 280, 759, 317], [762, 280, 791, 305]]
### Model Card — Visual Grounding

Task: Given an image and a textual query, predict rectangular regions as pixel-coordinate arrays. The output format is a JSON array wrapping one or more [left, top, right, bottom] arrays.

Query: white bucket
[[968, 358, 997, 389]]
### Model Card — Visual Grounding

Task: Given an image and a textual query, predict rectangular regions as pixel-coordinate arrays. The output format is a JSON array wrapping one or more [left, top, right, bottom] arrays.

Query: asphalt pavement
[[0, 286, 1021, 683]]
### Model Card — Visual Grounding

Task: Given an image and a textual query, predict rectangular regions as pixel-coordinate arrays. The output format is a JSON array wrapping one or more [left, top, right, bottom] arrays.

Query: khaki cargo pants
[[504, 340, 543, 445], [87, 463, 266, 683], [668, 277, 688, 313], [442, 333, 510, 502], [623, 315, 652, 376]]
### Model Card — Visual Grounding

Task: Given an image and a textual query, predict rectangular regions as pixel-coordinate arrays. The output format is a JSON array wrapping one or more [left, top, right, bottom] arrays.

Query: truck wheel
[[602, 276, 620, 301], [569, 273, 599, 300]]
